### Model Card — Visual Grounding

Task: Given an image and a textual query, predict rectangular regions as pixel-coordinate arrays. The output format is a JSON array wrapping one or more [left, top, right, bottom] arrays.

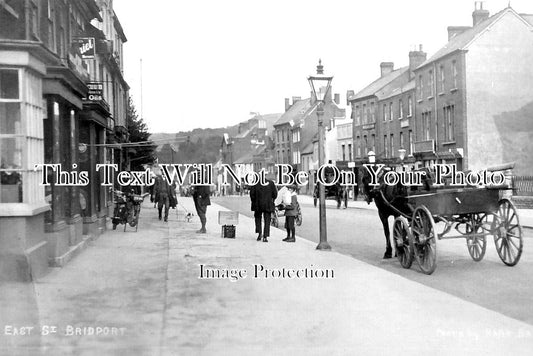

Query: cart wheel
[[466, 213, 487, 262], [393, 216, 414, 269], [493, 199, 523, 266], [410, 205, 437, 275]]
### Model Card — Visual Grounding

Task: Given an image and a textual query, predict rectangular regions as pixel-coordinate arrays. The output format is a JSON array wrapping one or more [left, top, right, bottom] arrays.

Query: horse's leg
[[379, 210, 393, 259]]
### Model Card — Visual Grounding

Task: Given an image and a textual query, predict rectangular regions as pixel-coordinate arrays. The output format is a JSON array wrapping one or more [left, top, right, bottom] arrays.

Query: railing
[[512, 176, 533, 196]]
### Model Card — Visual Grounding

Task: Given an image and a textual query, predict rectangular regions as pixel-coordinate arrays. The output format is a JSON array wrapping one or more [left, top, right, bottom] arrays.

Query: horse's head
[[361, 167, 381, 204], [362, 165, 408, 204]]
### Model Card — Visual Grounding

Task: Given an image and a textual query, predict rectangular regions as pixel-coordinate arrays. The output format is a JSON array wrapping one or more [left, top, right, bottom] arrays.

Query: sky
[[112, 0, 533, 133]]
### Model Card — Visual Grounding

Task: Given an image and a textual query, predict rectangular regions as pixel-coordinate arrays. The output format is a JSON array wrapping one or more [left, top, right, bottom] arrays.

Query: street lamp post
[[308, 59, 333, 251]]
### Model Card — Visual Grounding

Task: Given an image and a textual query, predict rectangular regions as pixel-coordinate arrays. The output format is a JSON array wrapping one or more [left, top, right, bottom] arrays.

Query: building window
[[444, 105, 455, 141], [422, 111, 432, 140], [407, 96, 413, 117], [398, 99, 403, 119], [363, 135, 368, 155], [356, 136, 361, 157], [439, 65, 445, 93], [292, 129, 300, 143], [418, 74, 424, 100], [383, 104, 387, 121], [370, 102, 375, 123], [452, 60, 458, 88], [0, 69, 44, 203], [292, 151, 301, 164], [428, 70, 434, 97], [348, 144, 352, 161], [362, 104, 367, 124], [29, 2, 40, 39], [389, 101, 393, 121], [355, 105, 361, 125], [371, 134, 375, 152], [400, 132, 404, 151], [409, 130, 414, 155], [47, 0, 55, 51], [384, 135, 388, 158], [390, 134, 395, 157]]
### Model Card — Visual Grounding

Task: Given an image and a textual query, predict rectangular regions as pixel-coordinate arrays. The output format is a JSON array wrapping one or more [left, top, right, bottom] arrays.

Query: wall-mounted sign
[[73, 37, 95, 59], [87, 82, 103, 101]]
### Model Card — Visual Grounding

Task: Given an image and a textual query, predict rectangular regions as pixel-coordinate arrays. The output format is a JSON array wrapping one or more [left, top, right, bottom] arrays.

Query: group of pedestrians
[[150, 174, 210, 233], [250, 177, 300, 243], [148, 172, 299, 241]]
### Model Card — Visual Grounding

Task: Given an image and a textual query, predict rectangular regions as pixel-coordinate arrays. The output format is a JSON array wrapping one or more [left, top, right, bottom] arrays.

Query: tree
[[126, 96, 156, 171]]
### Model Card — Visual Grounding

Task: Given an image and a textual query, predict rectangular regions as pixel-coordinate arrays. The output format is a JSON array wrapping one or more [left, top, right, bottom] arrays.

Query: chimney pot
[[285, 98, 290, 111], [334, 93, 340, 105], [472, 1, 489, 26]]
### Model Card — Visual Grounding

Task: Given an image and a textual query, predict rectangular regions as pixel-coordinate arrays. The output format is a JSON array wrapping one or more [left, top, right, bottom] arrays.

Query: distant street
[[214, 195, 533, 325]]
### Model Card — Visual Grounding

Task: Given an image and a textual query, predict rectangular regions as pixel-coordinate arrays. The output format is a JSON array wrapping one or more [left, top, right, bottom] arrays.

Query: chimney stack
[[346, 90, 354, 105], [285, 98, 290, 112], [292, 96, 301, 105], [380, 62, 394, 77], [408, 45, 427, 80], [447, 26, 471, 40], [334, 93, 340, 105], [472, 1, 489, 26]]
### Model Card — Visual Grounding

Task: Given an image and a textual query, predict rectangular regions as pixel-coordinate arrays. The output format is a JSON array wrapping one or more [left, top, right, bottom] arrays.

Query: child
[[282, 184, 299, 242]]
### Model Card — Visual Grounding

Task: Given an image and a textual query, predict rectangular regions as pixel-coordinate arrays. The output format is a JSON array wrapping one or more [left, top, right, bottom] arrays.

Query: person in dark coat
[[153, 175, 176, 222], [250, 177, 278, 242], [193, 185, 211, 233]]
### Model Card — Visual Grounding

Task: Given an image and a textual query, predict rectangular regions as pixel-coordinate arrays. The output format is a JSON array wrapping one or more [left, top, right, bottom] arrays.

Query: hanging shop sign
[[87, 82, 103, 101], [73, 37, 95, 59]]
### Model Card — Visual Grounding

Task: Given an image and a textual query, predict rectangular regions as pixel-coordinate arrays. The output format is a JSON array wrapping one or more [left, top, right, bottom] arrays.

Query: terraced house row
[[0, 0, 129, 281], [347, 3, 533, 176]]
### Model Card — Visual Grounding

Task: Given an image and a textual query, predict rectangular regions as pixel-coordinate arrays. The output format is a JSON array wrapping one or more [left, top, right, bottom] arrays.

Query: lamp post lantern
[[308, 59, 333, 251], [398, 148, 406, 170], [368, 150, 376, 164]]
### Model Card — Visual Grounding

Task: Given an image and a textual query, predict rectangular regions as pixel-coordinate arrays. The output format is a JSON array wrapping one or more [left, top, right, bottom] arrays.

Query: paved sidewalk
[[2, 197, 532, 355]]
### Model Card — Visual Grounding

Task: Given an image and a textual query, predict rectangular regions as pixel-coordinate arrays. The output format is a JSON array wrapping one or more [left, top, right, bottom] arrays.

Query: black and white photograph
[[1, 0, 533, 354]]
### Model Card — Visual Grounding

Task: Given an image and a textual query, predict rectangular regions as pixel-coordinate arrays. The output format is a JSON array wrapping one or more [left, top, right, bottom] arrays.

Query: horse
[[361, 166, 433, 259]]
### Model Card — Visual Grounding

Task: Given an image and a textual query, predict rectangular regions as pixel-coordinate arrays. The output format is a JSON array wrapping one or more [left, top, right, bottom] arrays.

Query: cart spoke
[[507, 237, 520, 251]]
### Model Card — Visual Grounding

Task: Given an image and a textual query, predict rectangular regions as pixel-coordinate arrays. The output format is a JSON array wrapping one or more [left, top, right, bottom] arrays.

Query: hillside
[[150, 113, 282, 164]]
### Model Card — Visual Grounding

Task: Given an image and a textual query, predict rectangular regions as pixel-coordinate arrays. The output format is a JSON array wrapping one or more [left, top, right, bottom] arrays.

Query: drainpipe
[[433, 62, 439, 163]]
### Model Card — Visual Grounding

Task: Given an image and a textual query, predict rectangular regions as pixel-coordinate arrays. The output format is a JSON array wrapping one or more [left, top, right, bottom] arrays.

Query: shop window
[[0, 69, 22, 202]]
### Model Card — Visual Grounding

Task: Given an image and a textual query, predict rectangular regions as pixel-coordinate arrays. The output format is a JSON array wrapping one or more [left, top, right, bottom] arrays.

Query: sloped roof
[[235, 123, 256, 138], [419, 7, 532, 69], [349, 67, 409, 101], [274, 99, 312, 126], [301, 135, 317, 155], [379, 80, 416, 101], [233, 145, 267, 164]]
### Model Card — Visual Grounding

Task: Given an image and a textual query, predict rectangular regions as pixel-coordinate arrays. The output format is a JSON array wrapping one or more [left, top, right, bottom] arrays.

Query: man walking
[[250, 175, 278, 242], [153, 175, 176, 222], [192, 184, 211, 233]]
